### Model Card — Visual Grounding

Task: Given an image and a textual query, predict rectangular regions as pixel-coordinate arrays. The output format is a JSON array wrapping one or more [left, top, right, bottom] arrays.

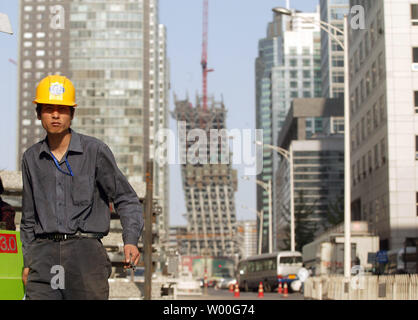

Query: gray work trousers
[[26, 237, 112, 300]]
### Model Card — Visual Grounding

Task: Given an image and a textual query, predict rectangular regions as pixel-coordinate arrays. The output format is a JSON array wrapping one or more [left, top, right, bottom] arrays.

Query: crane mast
[[201, 0, 211, 111]]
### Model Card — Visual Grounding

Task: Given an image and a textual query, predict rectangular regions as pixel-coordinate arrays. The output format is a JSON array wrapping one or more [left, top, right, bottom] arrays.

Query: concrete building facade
[[320, 0, 350, 98], [236, 220, 257, 260], [349, 0, 418, 250], [275, 98, 345, 250]]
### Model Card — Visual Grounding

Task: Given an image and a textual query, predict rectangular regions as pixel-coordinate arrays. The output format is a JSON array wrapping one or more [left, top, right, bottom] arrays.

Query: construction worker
[[20, 75, 144, 300]]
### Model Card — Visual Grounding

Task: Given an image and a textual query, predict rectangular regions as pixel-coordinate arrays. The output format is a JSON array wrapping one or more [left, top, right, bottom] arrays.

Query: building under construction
[[172, 95, 238, 257]]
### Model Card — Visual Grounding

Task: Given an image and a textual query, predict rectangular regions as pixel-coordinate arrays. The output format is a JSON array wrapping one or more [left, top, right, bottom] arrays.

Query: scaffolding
[[172, 95, 238, 257]]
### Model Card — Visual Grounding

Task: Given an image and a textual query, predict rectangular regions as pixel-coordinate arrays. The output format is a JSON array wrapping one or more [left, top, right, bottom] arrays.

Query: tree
[[324, 195, 344, 229], [278, 190, 318, 252]]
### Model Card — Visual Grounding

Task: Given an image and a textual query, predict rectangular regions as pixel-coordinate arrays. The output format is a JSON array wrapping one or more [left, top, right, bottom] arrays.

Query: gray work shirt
[[21, 129, 144, 267]]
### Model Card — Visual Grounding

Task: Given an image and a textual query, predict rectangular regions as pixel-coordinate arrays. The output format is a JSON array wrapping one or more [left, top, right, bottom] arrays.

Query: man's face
[[38, 104, 74, 135]]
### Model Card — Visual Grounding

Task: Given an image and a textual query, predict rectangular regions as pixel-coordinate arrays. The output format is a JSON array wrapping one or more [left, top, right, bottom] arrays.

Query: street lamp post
[[242, 176, 272, 253], [0, 13, 13, 35], [272, 7, 352, 282], [256, 142, 295, 252]]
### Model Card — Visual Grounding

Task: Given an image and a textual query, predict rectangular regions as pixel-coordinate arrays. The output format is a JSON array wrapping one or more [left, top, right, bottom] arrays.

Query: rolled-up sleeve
[[96, 144, 144, 246], [21, 155, 36, 268]]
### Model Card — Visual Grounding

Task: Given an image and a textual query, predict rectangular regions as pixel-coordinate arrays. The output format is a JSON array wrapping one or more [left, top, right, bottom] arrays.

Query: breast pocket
[[71, 175, 94, 206]]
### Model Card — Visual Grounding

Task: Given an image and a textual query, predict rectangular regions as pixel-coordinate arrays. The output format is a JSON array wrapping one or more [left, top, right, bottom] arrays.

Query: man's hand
[[124, 244, 140, 269], [22, 268, 30, 286]]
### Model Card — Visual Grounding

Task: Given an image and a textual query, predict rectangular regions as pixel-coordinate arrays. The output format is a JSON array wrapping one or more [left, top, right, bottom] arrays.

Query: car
[[176, 272, 202, 296], [198, 277, 217, 288], [215, 277, 237, 290]]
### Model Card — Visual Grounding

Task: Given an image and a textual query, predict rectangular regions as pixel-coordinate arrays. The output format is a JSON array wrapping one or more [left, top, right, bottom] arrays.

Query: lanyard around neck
[[50, 152, 74, 177]]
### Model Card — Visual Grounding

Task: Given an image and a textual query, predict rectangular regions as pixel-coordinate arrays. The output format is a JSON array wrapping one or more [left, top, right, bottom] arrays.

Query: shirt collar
[[39, 128, 83, 157]]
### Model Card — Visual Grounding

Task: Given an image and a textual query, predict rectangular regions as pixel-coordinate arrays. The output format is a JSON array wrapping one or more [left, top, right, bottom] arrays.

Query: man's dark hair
[[0, 177, 4, 195], [36, 104, 75, 118]]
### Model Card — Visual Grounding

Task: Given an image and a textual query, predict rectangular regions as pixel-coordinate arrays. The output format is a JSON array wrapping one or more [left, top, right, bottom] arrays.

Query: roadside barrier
[[304, 274, 418, 300]]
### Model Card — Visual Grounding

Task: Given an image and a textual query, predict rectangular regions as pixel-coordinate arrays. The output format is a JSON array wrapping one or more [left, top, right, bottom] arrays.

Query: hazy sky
[[0, 0, 318, 226]]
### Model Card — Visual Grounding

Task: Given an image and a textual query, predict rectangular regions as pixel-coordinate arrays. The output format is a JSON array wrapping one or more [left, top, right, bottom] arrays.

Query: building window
[[367, 111, 372, 135], [378, 52, 384, 78], [362, 155, 366, 178], [416, 193, 418, 216], [374, 144, 379, 168], [381, 139, 386, 164], [373, 103, 379, 128], [361, 117, 365, 142], [415, 91, 418, 113], [372, 61, 377, 87], [413, 48, 418, 71], [356, 123, 360, 146], [379, 95, 386, 123], [368, 150, 372, 173], [411, 4, 418, 25], [416, 136, 418, 160], [36, 60, 45, 69], [413, 48, 418, 62], [290, 71, 297, 79], [23, 60, 32, 69]]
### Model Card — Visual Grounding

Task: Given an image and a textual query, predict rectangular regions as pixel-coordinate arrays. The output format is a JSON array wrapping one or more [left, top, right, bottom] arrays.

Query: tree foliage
[[325, 195, 344, 228], [278, 190, 318, 252]]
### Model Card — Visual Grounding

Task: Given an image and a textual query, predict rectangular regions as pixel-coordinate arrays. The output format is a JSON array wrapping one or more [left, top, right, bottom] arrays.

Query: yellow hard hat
[[32, 75, 77, 107]]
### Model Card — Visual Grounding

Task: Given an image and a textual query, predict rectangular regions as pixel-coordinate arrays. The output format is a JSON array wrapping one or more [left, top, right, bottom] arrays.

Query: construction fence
[[304, 274, 418, 300]]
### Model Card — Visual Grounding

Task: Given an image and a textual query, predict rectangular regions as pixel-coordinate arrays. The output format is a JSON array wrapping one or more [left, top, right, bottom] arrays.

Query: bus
[[236, 251, 303, 293]]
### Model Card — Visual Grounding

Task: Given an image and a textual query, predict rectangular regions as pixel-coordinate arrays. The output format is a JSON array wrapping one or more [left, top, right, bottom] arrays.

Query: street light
[[272, 7, 352, 283], [241, 204, 263, 255], [242, 176, 272, 254], [0, 13, 13, 34], [256, 141, 295, 253]]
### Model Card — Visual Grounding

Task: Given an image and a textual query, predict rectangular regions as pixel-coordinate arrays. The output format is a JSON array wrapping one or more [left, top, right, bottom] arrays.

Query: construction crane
[[200, 0, 213, 112]]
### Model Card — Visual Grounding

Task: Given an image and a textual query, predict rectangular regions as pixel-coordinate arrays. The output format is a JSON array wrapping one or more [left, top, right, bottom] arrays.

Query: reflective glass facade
[[320, 0, 349, 98]]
